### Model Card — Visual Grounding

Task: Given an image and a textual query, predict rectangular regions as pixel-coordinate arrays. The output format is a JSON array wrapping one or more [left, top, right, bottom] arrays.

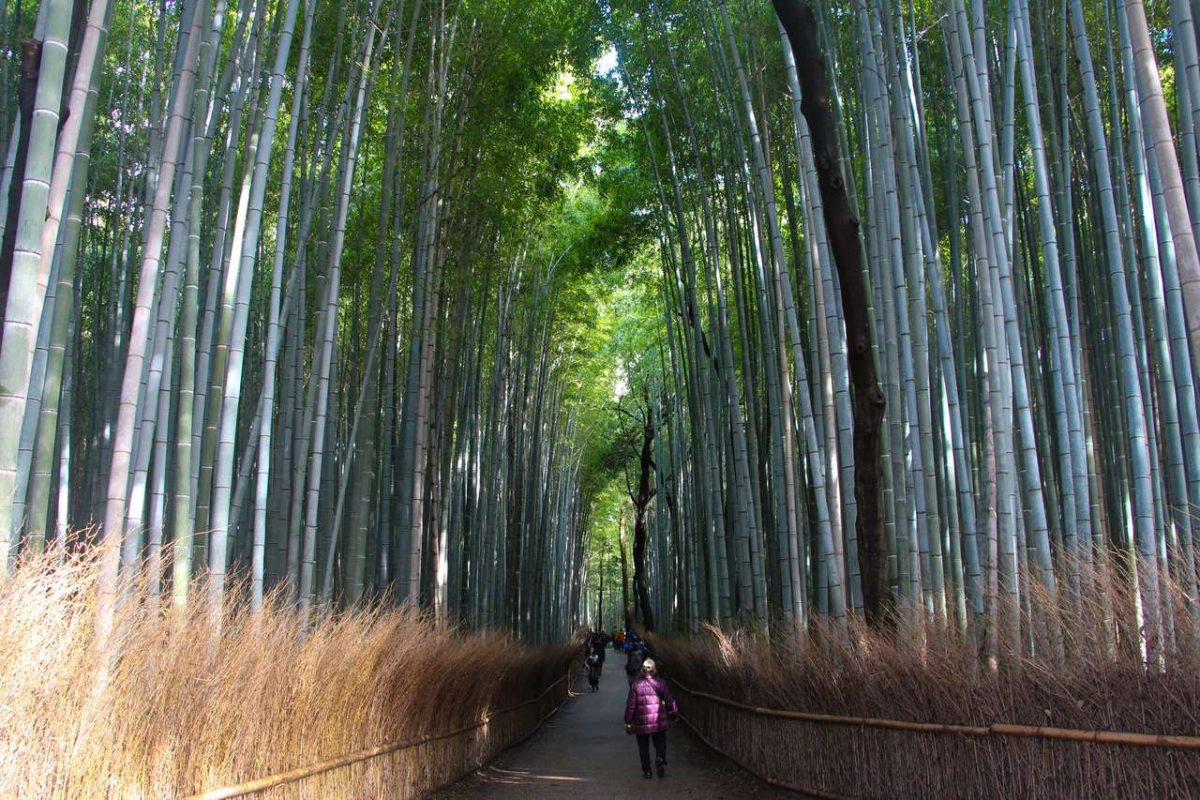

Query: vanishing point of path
[[432, 665, 792, 799]]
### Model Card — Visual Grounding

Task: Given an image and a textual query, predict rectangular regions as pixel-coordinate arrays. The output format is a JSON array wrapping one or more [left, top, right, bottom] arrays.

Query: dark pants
[[635, 731, 667, 772]]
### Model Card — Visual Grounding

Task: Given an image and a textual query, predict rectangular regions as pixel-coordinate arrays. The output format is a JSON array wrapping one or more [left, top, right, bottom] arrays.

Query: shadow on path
[[431, 661, 793, 798]]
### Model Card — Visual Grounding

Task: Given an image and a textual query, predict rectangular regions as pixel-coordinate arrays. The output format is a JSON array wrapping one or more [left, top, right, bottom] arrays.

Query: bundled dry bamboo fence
[[188, 673, 572, 800], [647, 604, 1200, 800], [0, 555, 577, 799], [670, 680, 1200, 799]]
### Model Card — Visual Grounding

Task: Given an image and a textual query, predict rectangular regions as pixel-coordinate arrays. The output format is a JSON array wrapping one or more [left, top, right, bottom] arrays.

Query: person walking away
[[592, 634, 606, 675], [624, 644, 645, 684], [580, 635, 592, 676], [585, 649, 602, 691], [623, 658, 678, 779]]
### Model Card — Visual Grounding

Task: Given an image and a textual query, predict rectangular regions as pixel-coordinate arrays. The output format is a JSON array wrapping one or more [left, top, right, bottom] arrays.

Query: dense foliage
[[1, 0, 1199, 665]]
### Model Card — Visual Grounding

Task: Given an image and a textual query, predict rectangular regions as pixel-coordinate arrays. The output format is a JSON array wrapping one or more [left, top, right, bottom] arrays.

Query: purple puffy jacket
[[624, 675, 678, 735]]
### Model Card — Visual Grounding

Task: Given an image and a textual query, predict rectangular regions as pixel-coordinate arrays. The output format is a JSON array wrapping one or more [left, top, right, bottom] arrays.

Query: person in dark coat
[[590, 632, 608, 671], [585, 649, 602, 691], [623, 658, 679, 779]]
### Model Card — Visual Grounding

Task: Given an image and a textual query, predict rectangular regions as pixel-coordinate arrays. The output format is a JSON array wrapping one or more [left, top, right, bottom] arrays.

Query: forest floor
[[431, 661, 792, 799]]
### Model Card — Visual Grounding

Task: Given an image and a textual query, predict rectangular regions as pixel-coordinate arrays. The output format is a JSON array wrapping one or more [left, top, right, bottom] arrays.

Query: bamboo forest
[[3, 0, 1200, 796]]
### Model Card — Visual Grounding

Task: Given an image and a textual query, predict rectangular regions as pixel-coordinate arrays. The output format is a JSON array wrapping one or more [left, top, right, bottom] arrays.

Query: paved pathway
[[431, 661, 792, 799]]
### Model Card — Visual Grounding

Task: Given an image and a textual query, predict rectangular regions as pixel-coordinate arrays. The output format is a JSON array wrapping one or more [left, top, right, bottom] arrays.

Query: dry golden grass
[[648, 567, 1200, 799], [0, 553, 573, 799]]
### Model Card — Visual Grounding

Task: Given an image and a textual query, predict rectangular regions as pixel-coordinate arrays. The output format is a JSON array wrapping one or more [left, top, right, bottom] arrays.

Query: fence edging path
[[669, 678, 1200, 749], [669, 677, 1200, 798], [186, 673, 571, 800]]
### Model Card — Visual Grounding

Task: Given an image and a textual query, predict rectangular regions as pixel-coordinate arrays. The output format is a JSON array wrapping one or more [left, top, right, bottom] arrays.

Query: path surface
[[431, 661, 791, 799]]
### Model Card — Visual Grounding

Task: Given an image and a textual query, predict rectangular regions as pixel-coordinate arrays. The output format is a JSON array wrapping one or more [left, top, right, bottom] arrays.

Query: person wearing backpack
[[623, 658, 679, 779]]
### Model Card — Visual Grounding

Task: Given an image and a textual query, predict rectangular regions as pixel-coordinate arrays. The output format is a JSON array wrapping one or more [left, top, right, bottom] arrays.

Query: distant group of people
[[581, 626, 679, 780]]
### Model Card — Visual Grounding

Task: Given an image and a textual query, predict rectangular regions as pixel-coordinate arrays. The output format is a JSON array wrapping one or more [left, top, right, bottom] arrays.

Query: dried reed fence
[[186, 672, 571, 800], [647, 591, 1200, 800], [0, 553, 574, 799]]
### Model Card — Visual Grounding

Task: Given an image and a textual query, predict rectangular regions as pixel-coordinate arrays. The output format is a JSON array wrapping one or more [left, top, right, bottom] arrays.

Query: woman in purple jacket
[[624, 658, 679, 779]]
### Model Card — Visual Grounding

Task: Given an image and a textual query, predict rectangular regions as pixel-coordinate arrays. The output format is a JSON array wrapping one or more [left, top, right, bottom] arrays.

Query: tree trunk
[[773, 0, 888, 624], [628, 395, 657, 631]]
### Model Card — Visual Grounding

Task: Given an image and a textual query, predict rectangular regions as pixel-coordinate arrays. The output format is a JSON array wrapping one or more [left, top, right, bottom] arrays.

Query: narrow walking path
[[431, 662, 791, 798]]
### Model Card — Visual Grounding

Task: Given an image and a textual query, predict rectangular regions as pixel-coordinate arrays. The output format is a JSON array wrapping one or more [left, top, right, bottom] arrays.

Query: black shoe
[[656, 761, 665, 778], [643, 771, 653, 780]]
